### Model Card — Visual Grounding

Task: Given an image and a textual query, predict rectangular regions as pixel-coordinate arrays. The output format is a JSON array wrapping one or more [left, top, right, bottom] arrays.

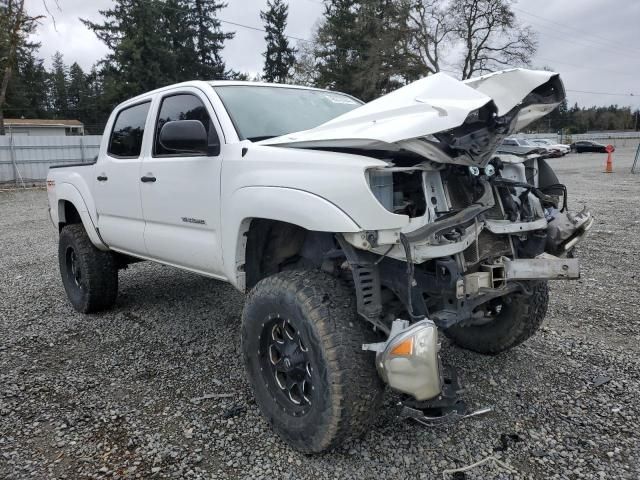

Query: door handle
[[97, 175, 108, 182], [140, 176, 157, 183]]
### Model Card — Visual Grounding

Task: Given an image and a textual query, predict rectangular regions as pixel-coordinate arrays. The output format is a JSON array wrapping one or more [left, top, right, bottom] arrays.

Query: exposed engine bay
[[343, 153, 592, 331], [339, 153, 592, 406]]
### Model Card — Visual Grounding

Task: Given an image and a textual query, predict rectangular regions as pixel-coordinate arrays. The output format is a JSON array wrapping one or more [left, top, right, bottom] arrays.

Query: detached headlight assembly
[[365, 319, 443, 401]]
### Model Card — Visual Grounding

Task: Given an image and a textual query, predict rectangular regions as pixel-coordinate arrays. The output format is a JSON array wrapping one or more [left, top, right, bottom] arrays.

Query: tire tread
[[242, 270, 384, 452], [59, 224, 118, 313], [445, 281, 549, 355]]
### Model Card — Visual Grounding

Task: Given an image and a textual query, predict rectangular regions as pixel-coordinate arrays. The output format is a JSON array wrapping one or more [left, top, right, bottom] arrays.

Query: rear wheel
[[241, 270, 384, 452], [58, 224, 118, 313], [445, 281, 549, 355]]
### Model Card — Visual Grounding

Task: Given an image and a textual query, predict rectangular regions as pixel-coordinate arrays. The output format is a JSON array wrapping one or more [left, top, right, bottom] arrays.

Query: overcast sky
[[28, 0, 640, 109]]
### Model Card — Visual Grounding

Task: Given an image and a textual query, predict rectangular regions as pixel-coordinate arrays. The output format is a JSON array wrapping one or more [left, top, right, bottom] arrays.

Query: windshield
[[214, 85, 363, 142]]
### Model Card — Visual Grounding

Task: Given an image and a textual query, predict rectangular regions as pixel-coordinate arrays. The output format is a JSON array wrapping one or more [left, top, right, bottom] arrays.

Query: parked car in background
[[570, 140, 614, 153], [497, 138, 551, 157], [529, 138, 570, 155]]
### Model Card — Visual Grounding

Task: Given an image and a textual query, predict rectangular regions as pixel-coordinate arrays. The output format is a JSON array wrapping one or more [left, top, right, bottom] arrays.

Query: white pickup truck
[[47, 68, 592, 452]]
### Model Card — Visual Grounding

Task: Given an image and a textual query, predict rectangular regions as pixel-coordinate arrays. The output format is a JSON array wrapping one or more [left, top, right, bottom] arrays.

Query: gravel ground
[[1, 146, 639, 479]]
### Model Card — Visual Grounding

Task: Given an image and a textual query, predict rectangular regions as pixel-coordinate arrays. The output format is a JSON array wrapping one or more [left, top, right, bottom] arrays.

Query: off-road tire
[[241, 270, 384, 452], [445, 281, 549, 355], [58, 224, 118, 313]]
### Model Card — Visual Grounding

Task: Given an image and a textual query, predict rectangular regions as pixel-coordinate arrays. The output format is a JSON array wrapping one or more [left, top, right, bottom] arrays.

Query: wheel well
[[59, 200, 82, 232], [244, 219, 336, 290]]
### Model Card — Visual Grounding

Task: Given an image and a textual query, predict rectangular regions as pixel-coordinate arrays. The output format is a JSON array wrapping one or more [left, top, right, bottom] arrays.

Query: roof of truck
[[208, 80, 333, 93], [119, 80, 351, 108]]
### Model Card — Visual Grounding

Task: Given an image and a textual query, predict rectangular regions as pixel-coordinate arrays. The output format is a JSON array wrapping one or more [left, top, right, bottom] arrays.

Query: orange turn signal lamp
[[390, 337, 414, 356]]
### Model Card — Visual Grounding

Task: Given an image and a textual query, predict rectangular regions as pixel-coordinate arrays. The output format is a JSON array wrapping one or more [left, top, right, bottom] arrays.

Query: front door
[[94, 100, 152, 256], [139, 89, 225, 278]]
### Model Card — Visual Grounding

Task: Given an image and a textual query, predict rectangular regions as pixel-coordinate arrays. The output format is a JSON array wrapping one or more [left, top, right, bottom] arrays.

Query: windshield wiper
[[247, 135, 278, 142]]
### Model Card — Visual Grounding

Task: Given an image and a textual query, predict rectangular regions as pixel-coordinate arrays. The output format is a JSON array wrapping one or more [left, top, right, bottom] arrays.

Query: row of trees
[[1, 0, 300, 133], [1, 0, 244, 133], [4, 51, 115, 132], [529, 100, 640, 134], [1, 0, 638, 134]]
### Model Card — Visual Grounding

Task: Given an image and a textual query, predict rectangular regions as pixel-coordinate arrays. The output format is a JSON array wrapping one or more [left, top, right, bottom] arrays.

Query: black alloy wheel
[[259, 315, 314, 415], [65, 246, 83, 290]]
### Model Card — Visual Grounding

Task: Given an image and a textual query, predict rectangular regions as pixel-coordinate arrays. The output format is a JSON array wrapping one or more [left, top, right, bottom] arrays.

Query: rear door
[[94, 101, 152, 256], [139, 88, 226, 277]]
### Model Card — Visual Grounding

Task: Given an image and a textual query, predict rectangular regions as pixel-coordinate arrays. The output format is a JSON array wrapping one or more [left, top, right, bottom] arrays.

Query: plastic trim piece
[[50, 159, 97, 169]]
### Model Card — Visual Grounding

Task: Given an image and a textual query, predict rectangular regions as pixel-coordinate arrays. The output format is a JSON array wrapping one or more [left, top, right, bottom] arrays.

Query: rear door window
[[108, 101, 151, 158]]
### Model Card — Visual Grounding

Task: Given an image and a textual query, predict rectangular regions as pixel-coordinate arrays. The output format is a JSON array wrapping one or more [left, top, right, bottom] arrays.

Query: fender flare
[[222, 186, 362, 290], [56, 182, 108, 251]]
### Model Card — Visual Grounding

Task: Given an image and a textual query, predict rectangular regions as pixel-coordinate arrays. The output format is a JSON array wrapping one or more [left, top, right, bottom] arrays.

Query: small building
[[4, 119, 85, 136]]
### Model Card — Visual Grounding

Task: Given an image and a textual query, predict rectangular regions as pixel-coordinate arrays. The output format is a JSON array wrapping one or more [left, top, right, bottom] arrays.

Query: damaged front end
[[342, 154, 592, 331], [341, 154, 592, 407], [335, 73, 591, 405], [266, 68, 592, 406]]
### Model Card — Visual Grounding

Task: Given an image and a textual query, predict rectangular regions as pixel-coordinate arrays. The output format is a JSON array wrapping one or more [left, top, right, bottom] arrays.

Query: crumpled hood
[[261, 68, 565, 167]]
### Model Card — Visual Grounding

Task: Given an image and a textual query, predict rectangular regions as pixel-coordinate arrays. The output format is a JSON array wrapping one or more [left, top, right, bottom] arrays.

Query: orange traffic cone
[[605, 145, 614, 173]]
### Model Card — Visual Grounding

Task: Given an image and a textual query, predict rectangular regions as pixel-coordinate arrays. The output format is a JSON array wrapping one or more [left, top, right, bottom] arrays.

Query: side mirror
[[159, 120, 209, 155]]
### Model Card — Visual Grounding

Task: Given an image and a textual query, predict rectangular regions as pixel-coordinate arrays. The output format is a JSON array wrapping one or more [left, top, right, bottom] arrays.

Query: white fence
[[0, 135, 102, 185]]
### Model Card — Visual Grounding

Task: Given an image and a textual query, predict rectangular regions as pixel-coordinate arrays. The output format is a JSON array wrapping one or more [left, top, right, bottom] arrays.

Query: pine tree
[[5, 51, 49, 119], [67, 62, 89, 122], [82, 0, 235, 103], [83, 66, 111, 134], [353, 0, 413, 100], [162, 0, 199, 81], [314, 0, 361, 95], [49, 51, 69, 118], [81, 0, 178, 103], [190, 0, 235, 79], [260, 0, 296, 83], [314, 0, 413, 101]]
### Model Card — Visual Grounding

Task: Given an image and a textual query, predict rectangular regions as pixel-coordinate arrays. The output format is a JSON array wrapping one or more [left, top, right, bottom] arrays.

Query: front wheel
[[445, 281, 549, 355], [241, 270, 384, 452]]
